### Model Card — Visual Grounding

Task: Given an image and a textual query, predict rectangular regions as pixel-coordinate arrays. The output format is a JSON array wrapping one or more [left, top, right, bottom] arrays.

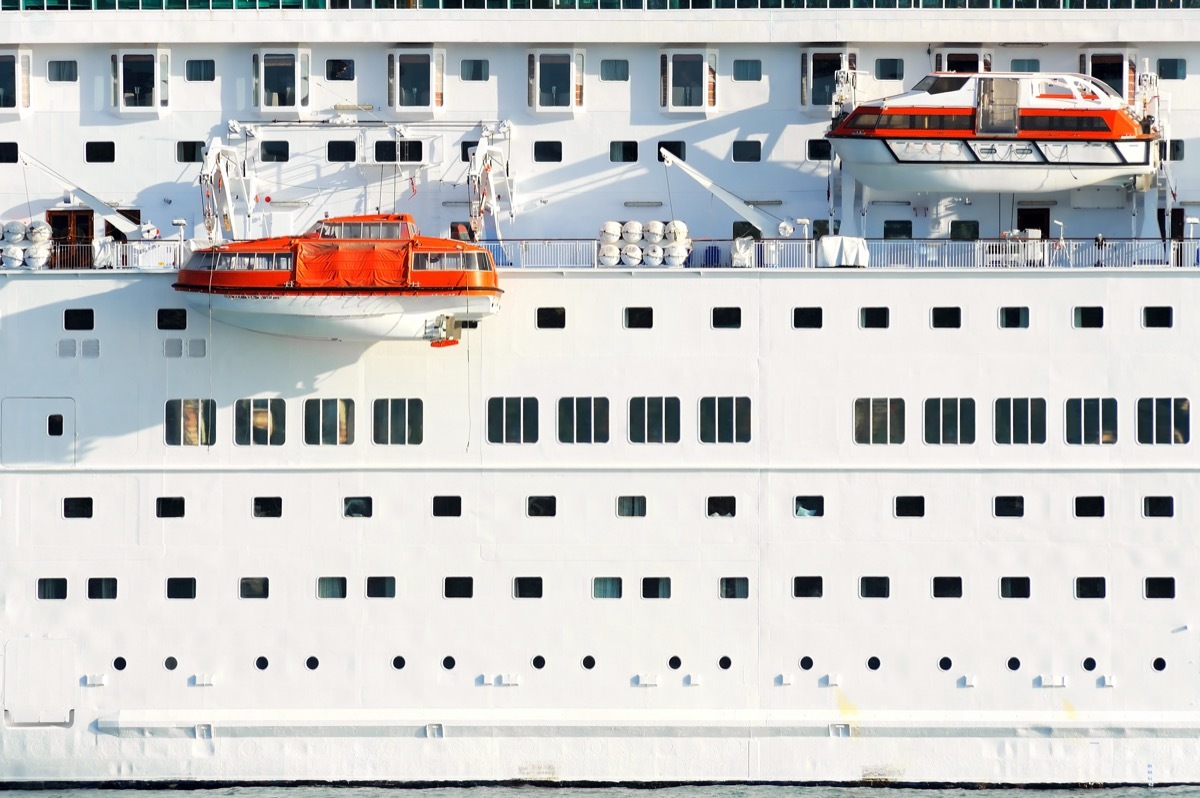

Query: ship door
[[46, 209, 93, 269], [1016, 208, 1050, 240], [977, 77, 1019, 136]]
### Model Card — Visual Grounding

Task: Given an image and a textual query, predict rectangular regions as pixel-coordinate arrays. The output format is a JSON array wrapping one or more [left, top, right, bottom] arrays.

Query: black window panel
[[1000, 306, 1029, 328], [793, 307, 822, 328], [1144, 496, 1175, 517], [1145, 577, 1176, 599], [793, 576, 823, 597], [514, 576, 543, 598], [47, 414, 64, 436], [895, 495, 925, 517], [85, 142, 115, 163], [1075, 496, 1105, 517], [610, 141, 638, 162], [658, 141, 685, 161], [253, 496, 282, 518], [367, 576, 396, 598], [64, 497, 93, 518], [527, 496, 557, 517], [240, 577, 269, 599], [166, 577, 196, 599], [624, 307, 653, 328], [460, 140, 478, 162], [176, 141, 205, 163], [343, 496, 373, 518], [994, 496, 1024, 517], [157, 308, 187, 330], [641, 577, 671, 599], [807, 139, 832, 161], [375, 140, 397, 162], [156, 497, 185, 518], [260, 141, 289, 162], [1000, 576, 1031, 598], [533, 141, 562, 162], [932, 576, 963, 598], [444, 576, 474, 598], [931, 306, 961, 328], [184, 59, 215, 81], [1075, 576, 1107, 599], [38, 578, 68, 600], [861, 307, 889, 328], [0, 142, 17, 163], [860, 576, 890, 598], [327, 140, 356, 162], [64, 308, 95, 330], [1074, 306, 1104, 328], [433, 496, 462, 517], [1144, 306, 1173, 328], [712, 307, 741, 328], [88, 577, 118, 600], [326, 59, 355, 80], [731, 140, 761, 162], [795, 495, 824, 517], [707, 496, 736, 517], [536, 307, 566, 328]]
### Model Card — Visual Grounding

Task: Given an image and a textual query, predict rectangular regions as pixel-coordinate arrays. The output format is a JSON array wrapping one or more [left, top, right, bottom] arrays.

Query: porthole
[[799, 656, 814, 671], [866, 656, 881, 671], [163, 656, 178, 671], [1082, 657, 1096, 672], [582, 655, 596, 670], [718, 656, 732, 670], [392, 655, 406, 670], [668, 656, 682, 670], [532, 655, 546, 669], [1153, 657, 1167, 672], [112, 656, 127, 671], [255, 656, 269, 670], [306, 656, 319, 670], [938, 656, 952, 671], [442, 656, 456, 670], [1007, 657, 1020, 671]]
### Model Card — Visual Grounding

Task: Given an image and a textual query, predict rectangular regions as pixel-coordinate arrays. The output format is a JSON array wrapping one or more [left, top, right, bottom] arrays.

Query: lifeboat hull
[[179, 291, 500, 342], [831, 137, 1156, 193]]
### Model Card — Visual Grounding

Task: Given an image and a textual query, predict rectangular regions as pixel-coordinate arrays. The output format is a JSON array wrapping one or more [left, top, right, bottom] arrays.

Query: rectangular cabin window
[[325, 59, 354, 81], [0, 56, 14, 108], [854, 398, 904, 444], [372, 398, 424, 445], [48, 60, 78, 82], [460, 59, 489, 81], [617, 496, 646, 517], [166, 577, 196, 599], [1010, 58, 1040, 72], [671, 54, 703, 107], [317, 576, 348, 598], [600, 59, 628, 81], [558, 397, 610, 444], [699, 396, 751, 443], [610, 141, 638, 162], [995, 398, 1046, 444], [38, 578, 67, 600], [1145, 577, 1176, 599], [795, 496, 824, 517], [185, 59, 215, 81], [262, 53, 297, 107], [593, 577, 623, 598], [1137, 397, 1189, 445], [327, 140, 356, 162], [164, 399, 216, 446], [260, 141, 289, 162], [1000, 576, 1030, 599], [397, 54, 431, 106], [1065, 398, 1118, 445], [1158, 58, 1186, 80], [240, 577, 269, 599], [253, 497, 282, 518], [234, 398, 286, 446], [924, 398, 975, 444], [874, 58, 903, 81], [1144, 496, 1174, 518], [88, 577, 118, 600], [538, 53, 571, 107], [177, 141, 204, 163], [732, 59, 761, 81], [303, 399, 354, 445], [156, 497, 185, 518], [121, 54, 155, 107], [809, 53, 841, 106], [629, 396, 680, 443], [932, 576, 963, 598], [63, 497, 93, 518], [720, 577, 749, 599], [642, 577, 671, 599], [367, 576, 396, 598], [486, 397, 538, 444], [793, 576, 823, 598]]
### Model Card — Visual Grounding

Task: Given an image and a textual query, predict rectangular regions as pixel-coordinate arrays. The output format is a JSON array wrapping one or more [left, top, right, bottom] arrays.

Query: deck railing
[[5, 0, 1199, 11], [9, 237, 1200, 272]]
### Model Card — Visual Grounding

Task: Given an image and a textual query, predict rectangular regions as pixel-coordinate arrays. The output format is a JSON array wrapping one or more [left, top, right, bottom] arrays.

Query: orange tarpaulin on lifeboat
[[293, 241, 411, 288]]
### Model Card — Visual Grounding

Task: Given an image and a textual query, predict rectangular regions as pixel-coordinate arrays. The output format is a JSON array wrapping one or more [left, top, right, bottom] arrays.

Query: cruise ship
[[3, 0, 1200, 785]]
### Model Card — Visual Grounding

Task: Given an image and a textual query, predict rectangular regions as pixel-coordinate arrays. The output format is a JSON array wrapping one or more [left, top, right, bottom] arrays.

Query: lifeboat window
[[367, 577, 396, 599], [240, 577, 269, 600], [412, 251, 465, 271], [444, 577, 473, 599], [156, 497, 185, 518], [699, 396, 751, 444], [339, 223, 364, 239], [37, 578, 68, 601], [999, 576, 1030, 599], [1143, 306, 1173, 329], [807, 140, 832, 162], [846, 112, 879, 129], [624, 307, 653, 329], [593, 577, 623, 599], [795, 496, 824, 517], [617, 496, 646, 518], [63, 497, 93, 519], [327, 140, 356, 163], [372, 398, 423, 445], [536, 307, 566, 328], [894, 495, 925, 518], [1158, 58, 1187, 80], [164, 398, 216, 446], [487, 397, 539, 444], [994, 398, 1047, 445], [913, 75, 970, 95], [513, 577, 544, 599], [253, 497, 282, 518], [343, 497, 372, 518], [1010, 58, 1040, 73], [1136, 397, 1190, 445], [793, 576, 823, 598], [874, 58, 903, 81], [166, 577, 196, 600], [1145, 577, 1176, 599], [85, 577, 117, 600], [1021, 115, 1110, 132], [642, 577, 671, 600], [304, 398, 355, 445], [1075, 577, 1107, 600], [432, 496, 461, 517], [994, 496, 1024, 518], [157, 308, 187, 330], [720, 577, 749, 599], [932, 577, 963, 599], [317, 576, 348, 599], [1065, 397, 1118, 445], [859, 576, 890, 599], [260, 141, 289, 162], [1143, 496, 1174, 518], [234, 398, 286, 446], [707, 496, 736, 517], [629, 396, 681, 444], [558, 397, 610, 444], [854, 397, 904, 444]]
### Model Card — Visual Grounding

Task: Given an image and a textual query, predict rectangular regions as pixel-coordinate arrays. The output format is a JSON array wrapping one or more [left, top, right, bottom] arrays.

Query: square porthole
[[624, 307, 653, 329], [253, 496, 282, 518], [1074, 496, 1105, 517], [64, 308, 95, 331], [793, 307, 822, 329], [931, 307, 961, 328], [1145, 576, 1176, 599], [37, 578, 68, 600], [343, 497, 373, 518], [1000, 306, 1029, 329], [444, 576, 474, 598], [1144, 496, 1174, 517], [859, 576, 890, 598], [1073, 306, 1104, 328], [156, 497, 185, 518], [994, 495, 1024, 517], [536, 307, 566, 329], [641, 576, 671, 599], [433, 495, 462, 517], [527, 495, 557, 517], [366, 576, 396, 598], [1143, 306, 1173, 328], [87, 577, 118, 600], [157, 308, 188, 330], [1075, 576, 1106, 599], [712, 307, 741, 329], [794, 495, 824, 517], [63, 497, 93, 518], [894, 495, 925, 517], [513, 576, 544, 598], [47, 414, 64, 437], [593, 576, 623, 598], [240, 577, 269, 599], [719, 576, 749, 598], [707, 496, 736, 517], [166, 577, 196, 599], [860, 307, 889, 329], [317, 576, 348, 599], [617, 495, 646, 517], [932, 576, 962, 598], [792, 576, 823, 598], [999, 576, 1030, 599]]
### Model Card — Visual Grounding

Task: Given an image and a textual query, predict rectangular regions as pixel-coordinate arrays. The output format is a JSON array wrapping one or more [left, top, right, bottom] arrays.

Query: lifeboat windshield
[[912, 75, 971, 95], [194, 251, 293, 271], [411, 251, 493, 271], [310, 220, 418, 240]]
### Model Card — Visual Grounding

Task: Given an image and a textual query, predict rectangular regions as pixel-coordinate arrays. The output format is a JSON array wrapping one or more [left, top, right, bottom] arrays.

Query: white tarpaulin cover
[[815, 235, 870, 268]]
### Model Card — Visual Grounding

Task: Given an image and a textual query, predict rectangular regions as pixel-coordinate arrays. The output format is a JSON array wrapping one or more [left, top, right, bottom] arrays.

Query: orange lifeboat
[[175, 214, 501, 343]]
